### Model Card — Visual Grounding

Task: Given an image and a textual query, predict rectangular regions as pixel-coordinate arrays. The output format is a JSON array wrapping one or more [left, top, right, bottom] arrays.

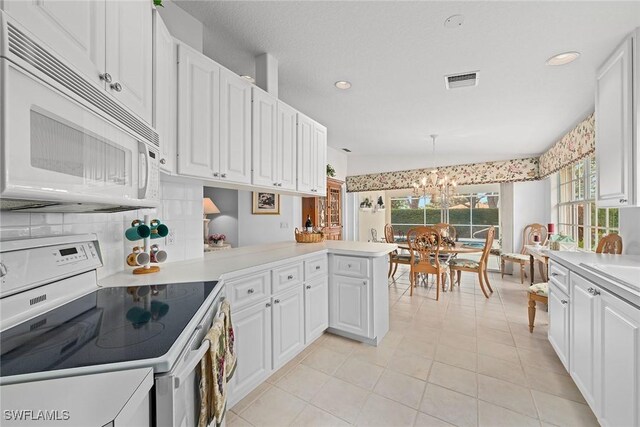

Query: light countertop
[[546, 250, 640, 307], [100, 241, 397, 288]]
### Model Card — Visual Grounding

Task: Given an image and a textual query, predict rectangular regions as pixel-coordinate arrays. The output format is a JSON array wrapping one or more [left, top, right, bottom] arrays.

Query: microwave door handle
[[138, 141, 149, 199], [173, 339, 210, 390]]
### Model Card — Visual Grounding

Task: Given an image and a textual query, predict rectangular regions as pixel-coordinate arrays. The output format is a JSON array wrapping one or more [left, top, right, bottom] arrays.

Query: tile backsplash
[[0, 176, 204, 279]]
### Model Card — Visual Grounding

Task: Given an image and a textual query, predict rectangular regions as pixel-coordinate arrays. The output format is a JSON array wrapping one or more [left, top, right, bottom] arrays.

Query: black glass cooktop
[[0, 281, 219, 378]]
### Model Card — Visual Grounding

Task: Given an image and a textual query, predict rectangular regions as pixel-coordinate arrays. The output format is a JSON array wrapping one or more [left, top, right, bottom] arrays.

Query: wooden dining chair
[[385, 224, 412, 279], [407, 227, 448, 300], [596, 234, 623, 254], [500, 223, 548, 284], [449, 226, 495, 298]]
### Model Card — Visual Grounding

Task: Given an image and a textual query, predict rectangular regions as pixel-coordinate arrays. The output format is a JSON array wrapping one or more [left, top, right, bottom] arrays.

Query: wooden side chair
[[407, 226, 448, 300], [385, 224, 411, 279], [596, 233, 623, 254], [501, 223, 548, 284], [527, 234, 624, 333], [449, 226, 495, 298]]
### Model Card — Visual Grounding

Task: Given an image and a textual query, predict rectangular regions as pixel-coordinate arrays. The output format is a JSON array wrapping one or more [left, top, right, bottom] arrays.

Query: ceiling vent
[[445, 71, 479, 89]]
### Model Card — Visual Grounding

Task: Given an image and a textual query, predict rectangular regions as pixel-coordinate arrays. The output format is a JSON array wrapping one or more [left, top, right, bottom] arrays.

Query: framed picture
[[252, 191, 280, 215]]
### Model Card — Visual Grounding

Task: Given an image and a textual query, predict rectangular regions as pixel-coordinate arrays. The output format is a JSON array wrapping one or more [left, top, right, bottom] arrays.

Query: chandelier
[[412, 135, 457, 223]]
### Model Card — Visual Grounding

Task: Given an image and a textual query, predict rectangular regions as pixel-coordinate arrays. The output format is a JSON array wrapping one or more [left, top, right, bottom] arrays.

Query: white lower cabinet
[[330, 275, 370, 337], [570, 273, 599, 408], [304, 276, 329, 344], [272, 286, 304, 369], [229, 299, 272, 401], [553, 267, 640, 427], [548, 280, 570, 370]]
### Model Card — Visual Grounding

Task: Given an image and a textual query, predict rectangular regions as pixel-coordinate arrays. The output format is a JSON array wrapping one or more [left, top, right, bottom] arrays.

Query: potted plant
[[208, 233, 226, 247]]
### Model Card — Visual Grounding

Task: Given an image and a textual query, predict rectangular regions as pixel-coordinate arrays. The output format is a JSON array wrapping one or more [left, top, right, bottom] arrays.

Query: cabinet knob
[[266, 302, 271, 307], [221, 173, 227, 178], [587, 287, 601, 296], [287, 275, 294, 280], [278, 183, 282, 187], [274, 299, 280, 304], [213, 172, 219, 177], [551, 272, 559, 277], [620, 198, 628, 204], [247, 288, 255, 294], [362, 280, 367, 285], [274, 183, 278, 186], [99, 72, 112, 83], [160, 158, 167, 165], [315, 266, 321, 270], [110, 82, 123, 92], [561, 299, 568, 304], [306, 285, 311, 289], [0, 262, 7, 278], [347, 264, 352, 268]]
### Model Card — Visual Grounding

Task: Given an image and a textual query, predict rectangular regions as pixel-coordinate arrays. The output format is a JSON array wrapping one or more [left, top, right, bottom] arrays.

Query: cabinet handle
[[287, 275, 294, 280], [619, 198, 628, 204], [587, 287, 601, 296], [99, 72, 112, 83], [266, 302, 271, 307], [0, 262, 7, 278], [315, 266, 321, 270], [278, 183, 282, 187], [274, 182, 278, 186], [221, 173, 227, 178], [561, 299, 568, 304], [362, 280, 367, 285], [274, 299, 280, 304], [347, 264, 352, 268], [247, 288, 255, 294], [306, 285, 311, 289], [160, 158, 167, 165], [110, 82, 123, 92], [213, 172, 219, 177], [551, 272, 559, 277]]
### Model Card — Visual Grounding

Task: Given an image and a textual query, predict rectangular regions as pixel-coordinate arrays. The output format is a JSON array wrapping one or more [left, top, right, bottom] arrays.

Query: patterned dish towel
[[198, 318, 226, 427], [221, 299, 237, 380]]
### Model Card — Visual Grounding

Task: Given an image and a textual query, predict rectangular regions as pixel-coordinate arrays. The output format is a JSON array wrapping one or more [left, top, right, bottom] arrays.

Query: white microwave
[[0, 12, 159, 212]]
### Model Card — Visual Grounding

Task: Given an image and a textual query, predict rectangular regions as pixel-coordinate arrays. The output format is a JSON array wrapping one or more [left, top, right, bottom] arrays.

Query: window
[[390, 192, 500, 239], [557, 155, 619, 250]]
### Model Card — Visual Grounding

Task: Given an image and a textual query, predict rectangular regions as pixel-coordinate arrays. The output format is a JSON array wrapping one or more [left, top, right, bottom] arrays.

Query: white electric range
[[0, 234, 225, 427]]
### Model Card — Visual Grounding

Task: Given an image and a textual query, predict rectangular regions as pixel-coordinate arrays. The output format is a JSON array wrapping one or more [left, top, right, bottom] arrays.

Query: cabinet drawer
[[332, 255, 370, 278], [227, 271, 271, 310], [272, 262, 304, 294], [305, 256, 328, 281], [549, 261, 569, 294]]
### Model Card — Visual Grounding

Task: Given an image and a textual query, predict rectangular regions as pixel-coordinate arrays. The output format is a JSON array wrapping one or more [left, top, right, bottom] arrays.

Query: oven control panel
[[0, 239, 103, 299]]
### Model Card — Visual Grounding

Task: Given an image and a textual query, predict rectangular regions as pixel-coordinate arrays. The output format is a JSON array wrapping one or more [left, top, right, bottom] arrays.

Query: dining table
[[395, 240, 485, 255]]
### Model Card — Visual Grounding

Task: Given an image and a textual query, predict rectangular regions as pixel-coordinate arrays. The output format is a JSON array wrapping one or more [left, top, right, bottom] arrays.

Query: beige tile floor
[[228, 266, 599, 427]]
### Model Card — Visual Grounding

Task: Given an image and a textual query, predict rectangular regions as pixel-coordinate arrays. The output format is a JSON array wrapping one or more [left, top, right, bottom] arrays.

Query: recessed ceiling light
[[241, 75, 255, 83], [335, 81, 352, 90], [444, 14, 464, 28], [546, 51, 580, 66]]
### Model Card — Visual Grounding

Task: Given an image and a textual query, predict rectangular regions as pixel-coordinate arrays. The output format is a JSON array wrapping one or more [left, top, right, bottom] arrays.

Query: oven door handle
[[173, 339, 210, 390]]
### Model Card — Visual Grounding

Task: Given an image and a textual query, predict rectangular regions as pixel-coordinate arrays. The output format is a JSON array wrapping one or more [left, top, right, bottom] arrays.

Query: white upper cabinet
[[1, 0, 106, 88], [105, 0, 153, 123], [313, 123, 328, 196], [252, 88, 278, 188], [2, 0, 153, 124], [219, 68, 252, 184], [153, 11, 176, 174], [177, 43, 220, 179], [596, 29, 638, 207], [297, 113, 315, 193], [277, 101, 298, 190]]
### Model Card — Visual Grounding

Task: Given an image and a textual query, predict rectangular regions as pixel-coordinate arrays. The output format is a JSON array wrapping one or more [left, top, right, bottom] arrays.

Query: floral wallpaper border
[[538, 113, 595, 177], [346, 157, 539, 193], [345, 113, 595, 193]]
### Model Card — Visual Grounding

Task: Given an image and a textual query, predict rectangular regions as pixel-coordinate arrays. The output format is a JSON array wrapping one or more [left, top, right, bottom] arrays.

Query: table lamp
[[203, 198, 220, 244]]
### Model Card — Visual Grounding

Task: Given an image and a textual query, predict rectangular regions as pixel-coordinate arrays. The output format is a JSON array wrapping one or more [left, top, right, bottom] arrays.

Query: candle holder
[[125, 215, 169, 275]]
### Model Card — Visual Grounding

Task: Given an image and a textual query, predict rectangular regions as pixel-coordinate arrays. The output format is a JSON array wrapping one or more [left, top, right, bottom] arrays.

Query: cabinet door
[[277, 102, 298, 190], [176, 44, 220, 178], [251, 88, 278, 188], [2, 0, 106, 88], [596, 289, 640, 427], [297, 114, 314, 193], [230, 301, 272, 399], [272, 286, 304, 369], [330, 276, 370, 337], [570, 274, 599, 407], [548, 282, 570, 370], [313, 123, 328, 196], [220, 69, 252, 184], [595, 36, 633, 207], [305, 277, 329, 344], [153, 11, 176, 174], [105, 0, 153, 123]]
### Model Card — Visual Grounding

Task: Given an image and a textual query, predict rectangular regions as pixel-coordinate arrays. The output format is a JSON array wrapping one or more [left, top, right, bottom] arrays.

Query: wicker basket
[[295, 228, 325, 243]]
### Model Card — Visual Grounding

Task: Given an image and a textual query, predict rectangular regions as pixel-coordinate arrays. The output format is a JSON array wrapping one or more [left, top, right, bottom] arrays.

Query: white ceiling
[[176, 1, 640, 174]]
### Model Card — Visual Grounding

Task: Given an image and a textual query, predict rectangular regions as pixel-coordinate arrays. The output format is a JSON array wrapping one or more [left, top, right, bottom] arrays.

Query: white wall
[[512, 180, 551, 251], [357, 191, 386, 242], [158, 0, 203, 51], [619, 207, 640, 255], [204, 187, 239, 247], [0, 175, 203, 279], [237, 191, 302, 246], [327, 147, 348, 182]]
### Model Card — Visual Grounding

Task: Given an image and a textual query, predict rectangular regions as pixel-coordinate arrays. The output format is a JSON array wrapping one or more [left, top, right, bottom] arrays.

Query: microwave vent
[[445, 71, 479, 89], [7, 22, 159, 147]]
